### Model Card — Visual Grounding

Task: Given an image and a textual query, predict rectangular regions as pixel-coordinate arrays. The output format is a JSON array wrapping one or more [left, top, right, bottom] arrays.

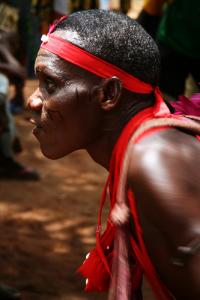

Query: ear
[[99, 77, 122, 111]]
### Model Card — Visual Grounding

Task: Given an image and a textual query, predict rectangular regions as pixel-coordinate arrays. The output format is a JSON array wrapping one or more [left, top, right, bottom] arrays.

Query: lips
[[30, 117, 43, 137], [30, 118, 42, 129]]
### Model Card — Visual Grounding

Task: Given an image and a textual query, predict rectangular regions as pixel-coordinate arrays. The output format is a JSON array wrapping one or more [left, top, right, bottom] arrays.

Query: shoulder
[[128, 128, 200, 182], [127, 128, 200, 229]]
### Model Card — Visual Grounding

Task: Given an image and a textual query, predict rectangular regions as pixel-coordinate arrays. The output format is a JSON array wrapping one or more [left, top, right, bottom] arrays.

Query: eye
[[44, 77, 56, 94]]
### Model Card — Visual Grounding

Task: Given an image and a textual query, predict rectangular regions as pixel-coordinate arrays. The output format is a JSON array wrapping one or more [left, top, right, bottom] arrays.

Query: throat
[[86, 135, 116, 170]]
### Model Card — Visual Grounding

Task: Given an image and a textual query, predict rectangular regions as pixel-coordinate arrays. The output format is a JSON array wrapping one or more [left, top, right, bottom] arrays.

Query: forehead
[[35, 49, 72, 77], [35, 28, 83, 75], [35, 45, 101, 84]]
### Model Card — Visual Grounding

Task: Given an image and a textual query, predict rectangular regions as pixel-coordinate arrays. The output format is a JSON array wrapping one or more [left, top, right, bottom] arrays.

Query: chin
[[40, 145, 73, 160], [43, 152, 62, 160]]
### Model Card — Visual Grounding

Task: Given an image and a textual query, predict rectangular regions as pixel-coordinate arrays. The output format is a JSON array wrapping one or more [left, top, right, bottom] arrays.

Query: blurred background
[[0, 0, 199, 299]]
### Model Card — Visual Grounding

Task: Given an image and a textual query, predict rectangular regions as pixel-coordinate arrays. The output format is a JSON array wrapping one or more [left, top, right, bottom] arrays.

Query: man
[[28, 10, 200, 299]]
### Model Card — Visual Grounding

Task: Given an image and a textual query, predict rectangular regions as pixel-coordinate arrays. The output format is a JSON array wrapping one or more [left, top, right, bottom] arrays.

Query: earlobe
[[100, 77, 122, 111]]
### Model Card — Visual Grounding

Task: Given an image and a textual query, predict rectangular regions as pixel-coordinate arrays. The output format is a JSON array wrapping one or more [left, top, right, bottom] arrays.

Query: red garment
[[78, 108, 200, 299], [78, 107, 175, 299]]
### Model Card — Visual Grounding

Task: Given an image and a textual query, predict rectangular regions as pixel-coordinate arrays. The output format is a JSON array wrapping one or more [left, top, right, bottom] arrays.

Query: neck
[[86, 100, 153, 170], [86, 136, 113, 170]]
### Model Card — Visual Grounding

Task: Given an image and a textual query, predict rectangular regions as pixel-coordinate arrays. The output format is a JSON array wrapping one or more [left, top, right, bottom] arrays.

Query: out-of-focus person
[[0, 24, 39, 180], [137, 0, 200, 101], [0, 71, 39, 180], [0, 0, 30, 114]]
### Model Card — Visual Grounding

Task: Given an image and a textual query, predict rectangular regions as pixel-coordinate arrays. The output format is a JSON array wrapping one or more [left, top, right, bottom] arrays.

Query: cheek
[[47, 110, 63, 123], [44, 84, 80, 115], [40, 83, 100, 156], [48, 85, 90, 127]]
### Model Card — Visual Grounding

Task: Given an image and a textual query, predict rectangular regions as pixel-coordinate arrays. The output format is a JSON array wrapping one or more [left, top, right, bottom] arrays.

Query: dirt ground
[[0, 80, 155, 300]]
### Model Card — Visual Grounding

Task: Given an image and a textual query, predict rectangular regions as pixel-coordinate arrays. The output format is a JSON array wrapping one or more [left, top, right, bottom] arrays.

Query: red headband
[[40, 33, 170, 117]]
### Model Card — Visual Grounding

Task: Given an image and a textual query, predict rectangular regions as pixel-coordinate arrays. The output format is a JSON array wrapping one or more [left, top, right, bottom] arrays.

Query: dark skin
[[28, 30, 200, 300], [129, 130, 200, 299]]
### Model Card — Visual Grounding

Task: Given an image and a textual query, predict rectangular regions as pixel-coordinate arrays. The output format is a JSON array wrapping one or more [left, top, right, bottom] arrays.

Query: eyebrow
[[37, 52, 52, 59], [35, 64, 70, 85], [35, 57, 57, 75], [35, 53, 73, 80], [35, 65, 58, 79]]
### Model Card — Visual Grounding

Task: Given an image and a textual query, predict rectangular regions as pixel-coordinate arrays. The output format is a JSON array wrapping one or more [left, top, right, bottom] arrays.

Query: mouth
[[30, 118, 43, 137], [30, 118, 42, 129]]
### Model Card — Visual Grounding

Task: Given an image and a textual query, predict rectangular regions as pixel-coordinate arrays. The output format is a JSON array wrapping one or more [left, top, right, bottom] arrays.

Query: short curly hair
[[54, 9, 160, 86]]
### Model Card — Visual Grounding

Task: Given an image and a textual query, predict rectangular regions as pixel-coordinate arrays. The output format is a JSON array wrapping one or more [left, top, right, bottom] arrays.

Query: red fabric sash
[[78, 108, 200, 300], [78, 107, 174, 300], [40, 33, 170, 118]]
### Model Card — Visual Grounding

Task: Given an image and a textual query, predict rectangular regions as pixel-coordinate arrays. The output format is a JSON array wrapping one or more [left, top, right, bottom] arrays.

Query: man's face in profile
[[28, 40, 103, 159]]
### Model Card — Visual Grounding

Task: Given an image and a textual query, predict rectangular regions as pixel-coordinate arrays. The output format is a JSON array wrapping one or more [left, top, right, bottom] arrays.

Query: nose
[[27, 88, 43, 111]]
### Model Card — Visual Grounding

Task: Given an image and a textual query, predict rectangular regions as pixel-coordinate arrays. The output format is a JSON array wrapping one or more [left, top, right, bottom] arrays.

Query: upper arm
[[127, 132, 200, 299]]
